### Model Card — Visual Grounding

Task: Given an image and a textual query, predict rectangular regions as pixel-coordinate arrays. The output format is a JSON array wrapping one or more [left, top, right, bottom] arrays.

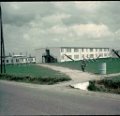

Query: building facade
[[35, 47, 111, 63], [0, 55, 36, 65]]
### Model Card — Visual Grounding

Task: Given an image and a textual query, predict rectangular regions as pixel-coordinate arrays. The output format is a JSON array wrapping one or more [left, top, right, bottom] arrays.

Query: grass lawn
[[51, 58, 120, 74], [5, 64, 65, 77], [0, 64, 71, 84]]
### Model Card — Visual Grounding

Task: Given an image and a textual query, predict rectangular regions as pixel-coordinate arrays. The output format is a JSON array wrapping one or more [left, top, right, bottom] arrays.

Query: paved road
[[0, 81, 120, 115]]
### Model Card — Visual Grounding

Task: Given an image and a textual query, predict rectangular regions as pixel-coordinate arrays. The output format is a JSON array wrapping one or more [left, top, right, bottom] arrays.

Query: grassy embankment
[[0, 64, 71, 85], [88, 76, 120, 94]]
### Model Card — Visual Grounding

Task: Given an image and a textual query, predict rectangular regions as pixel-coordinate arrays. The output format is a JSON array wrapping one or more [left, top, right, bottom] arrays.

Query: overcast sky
[[1, 1, 120, 55]]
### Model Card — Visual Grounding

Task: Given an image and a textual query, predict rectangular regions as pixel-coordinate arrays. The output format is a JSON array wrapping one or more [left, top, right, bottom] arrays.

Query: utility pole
[[0, 2, 6, 73]]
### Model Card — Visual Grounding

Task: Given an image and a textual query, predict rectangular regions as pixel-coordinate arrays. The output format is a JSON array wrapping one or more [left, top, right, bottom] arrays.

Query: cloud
[[41, 13, 71, 27], [74, 1, 102, 12], [48, 25, 68, 34], [1, 1, 120, 55], [47, 23, 113, 39], [115, 30, 120, 40], [70, 23, 113, 38], [2, 2, 57, 26]]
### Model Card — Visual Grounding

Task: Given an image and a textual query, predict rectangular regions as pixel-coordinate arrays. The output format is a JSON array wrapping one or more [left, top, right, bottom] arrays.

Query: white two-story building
[[35, 47, 111, 63]]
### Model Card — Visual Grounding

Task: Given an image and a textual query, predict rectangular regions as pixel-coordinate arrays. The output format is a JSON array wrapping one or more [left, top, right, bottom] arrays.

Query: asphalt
[[0, 80, 120, 115]]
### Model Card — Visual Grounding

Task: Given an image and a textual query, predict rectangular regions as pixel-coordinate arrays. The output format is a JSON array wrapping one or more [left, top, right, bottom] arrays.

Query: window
[[82, 48, 84, 52], [86, 49, 88, 52], [68, 55, 72, 58], [74, 55, 79, 59], [90, 48, 93, 52], [99, 49, 102, 51], [104, 53, 107, 57], [66, 48, 71, 52], [106, 48, 109, 52], [6, 60, 9, 63], [86, 54, 89, 58], [100, 53, 103, 57], [11, 59, 13, 63], [16, 59, 19, 62], [90, 54, 94, 58], [82, 54, 84, 58], [61, 48, 64, 52], [74, 48, 79, 52], [61, 55, 64, 60]]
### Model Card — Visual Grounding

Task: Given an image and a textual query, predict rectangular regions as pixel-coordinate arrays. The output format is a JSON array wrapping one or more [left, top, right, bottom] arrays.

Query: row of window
[[1, 58, 34, 63], [61, 53, 109, 60], [2, 60, 10, 63], [61, 48, 109, 53], [82, 53, 108, 58]]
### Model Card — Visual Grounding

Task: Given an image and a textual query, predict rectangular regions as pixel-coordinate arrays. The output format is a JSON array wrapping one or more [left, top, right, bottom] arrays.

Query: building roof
[[35, 46, 110, 50], [12, 55, 25, 57], [60, 47, 110, 49]]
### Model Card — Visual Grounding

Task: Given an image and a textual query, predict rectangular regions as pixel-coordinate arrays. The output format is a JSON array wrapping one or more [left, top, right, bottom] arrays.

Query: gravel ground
[[38, 63, 120, 84], [37, 64, 101, 84]]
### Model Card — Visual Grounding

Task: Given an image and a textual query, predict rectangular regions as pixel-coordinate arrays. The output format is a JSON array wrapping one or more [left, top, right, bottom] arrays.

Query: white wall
[[60, 48, 82, 62], [60, 47, 111, 62], [0, 56, 36, 65]]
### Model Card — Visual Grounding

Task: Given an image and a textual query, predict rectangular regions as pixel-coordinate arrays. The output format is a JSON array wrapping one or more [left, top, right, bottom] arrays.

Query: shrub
[[0, 73, 71, 85], [88, 76, 120, 94], [102, 78, 120, 89], [88, 80, 96, 91]]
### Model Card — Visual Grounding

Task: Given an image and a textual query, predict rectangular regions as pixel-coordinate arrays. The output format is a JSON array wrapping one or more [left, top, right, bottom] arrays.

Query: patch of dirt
[[37, 64, 101, 86]]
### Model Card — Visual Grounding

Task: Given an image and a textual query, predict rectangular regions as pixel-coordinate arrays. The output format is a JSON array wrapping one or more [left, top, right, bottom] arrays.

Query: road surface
[[0, 80, 120, 115]]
